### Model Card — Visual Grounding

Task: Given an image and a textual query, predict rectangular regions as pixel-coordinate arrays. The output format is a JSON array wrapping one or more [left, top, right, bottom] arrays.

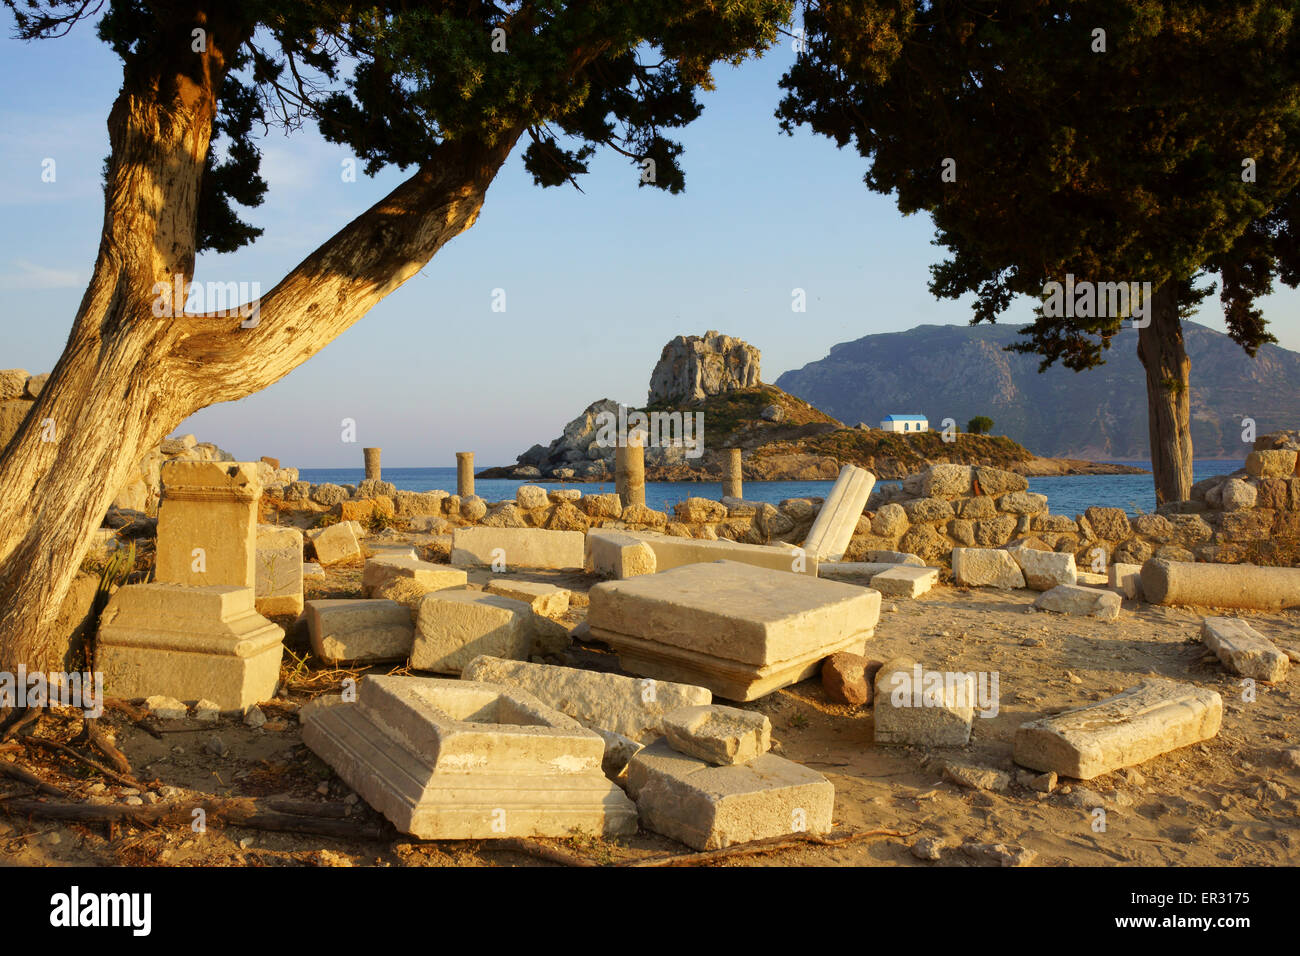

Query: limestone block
[[584, 529, 657, 579], [1245, 449, 1298, 479], [921, 464, 973, 498], [871, 503, 909, 537], [254, 525, 303, 617], [366, 543, 418, 561], [588, 560, 878, 701], [996, 492, 1049, 515], [873, 657, 974, 747], [952, 548, 1025, 589], [0, 368, 28, 400], [302, 676, 637, 839], [1033, 584, 1121, 621], [1013, 680, 1222, 779], [97, 584, 283, 710], [155, 461, 261, 588], [1201, 617, 1290, 682], [461, 655, 711, 742], [1141, 559, 1300, 611], [308, 522, 361, 566], [361, 557, 466, 598], [451, 527, 586, 570], [303, 562, 325, 579], [870, 565, 938, 598], [662, 705, 771, 766], [861, 550, 925, 566], [1007, 545, 1077, 591], [306, 599, 414, 664], [1108, 563, 1143, 600], [973, 466, 1028, 495], [515, 485, 550, 511], [803, 464, 876, 561], [578, 493, 623, 519], [818, 562, 903, 585], [412, 591, 534, 674], [602, 529, 819, 577], [626, 739, 834, 850], [484, 579, 570, 617], [1219, 478, 1257, 511]]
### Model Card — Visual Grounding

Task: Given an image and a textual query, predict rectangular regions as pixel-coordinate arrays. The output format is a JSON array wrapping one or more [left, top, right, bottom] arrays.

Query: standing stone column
[[155, 461, 262, 588], [616, 429, 646, 509], [456, 452, 475, 497], [363, 447, 382, 480], [722, 448, 743, 500]]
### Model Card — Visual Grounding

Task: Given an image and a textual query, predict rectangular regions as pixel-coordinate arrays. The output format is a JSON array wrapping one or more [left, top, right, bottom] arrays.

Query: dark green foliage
[[967, 415, 993, 435]]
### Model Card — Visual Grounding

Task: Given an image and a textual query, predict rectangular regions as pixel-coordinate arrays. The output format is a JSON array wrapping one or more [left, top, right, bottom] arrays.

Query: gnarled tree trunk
[[0, 39, 521, 672], [1137, 281, 1193, 506]]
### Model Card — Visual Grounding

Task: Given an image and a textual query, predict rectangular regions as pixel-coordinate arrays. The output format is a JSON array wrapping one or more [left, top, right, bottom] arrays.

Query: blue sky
[[2, 17, 1298, 467]]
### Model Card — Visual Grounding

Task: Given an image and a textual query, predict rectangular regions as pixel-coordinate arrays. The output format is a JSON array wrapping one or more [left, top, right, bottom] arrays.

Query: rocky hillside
[[775, 321, 1300, 460]]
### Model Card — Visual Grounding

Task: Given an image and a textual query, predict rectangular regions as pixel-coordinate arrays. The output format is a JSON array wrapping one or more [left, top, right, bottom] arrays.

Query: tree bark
[[0, 40, 521, 671], [1137, 282, 1193, 505]]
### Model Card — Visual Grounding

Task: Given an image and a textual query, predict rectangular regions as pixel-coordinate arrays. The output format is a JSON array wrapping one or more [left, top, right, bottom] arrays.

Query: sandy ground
[[2, 560, 1297, 868]]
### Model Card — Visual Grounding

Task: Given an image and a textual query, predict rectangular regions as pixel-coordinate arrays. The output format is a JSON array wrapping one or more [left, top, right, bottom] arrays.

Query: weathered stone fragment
[[306, 599, 414, 663], [1201, 617, 1290, 682], [254, 524, 304, 617], [1141, 558, 1300, 611], [1007, 545, 1077, 591], [584, 529, 657, 579], [952, 548, 1025, 589], [1033, 584, 1120, 621], [870, 565, 938, 598], [308, 522, 362, 566], [873, 657, 974, 747], [361, 557, 466, 598], [451, 527, 585, 570], [662, 705, 771, 766], [412, 591, 534, 673]]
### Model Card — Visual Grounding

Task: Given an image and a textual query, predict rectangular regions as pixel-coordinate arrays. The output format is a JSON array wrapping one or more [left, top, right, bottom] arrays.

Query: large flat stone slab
[[461, 655, 710, 742], [361, 557, 466, 598], [608, 530, 819, 576], [1013, 679, 1222, 780], [412, 591, 534, 674], [1034, 584, 1120, 621], [303, 676, 637, 839], [818, 562, 901, 584], [451, 527, 585, 570], [306, 599, 414, 664], [803, 464, 875, 562], [588, 560, 879, 701], [98, 584, 283, 710], [627, 739, 834, 850], [1201, 617, 1290, 682]]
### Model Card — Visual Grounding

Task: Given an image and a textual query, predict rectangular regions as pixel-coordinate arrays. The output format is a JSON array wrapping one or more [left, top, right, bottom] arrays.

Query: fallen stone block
[[588, 560, 879, 701], [306, 599, 414, 664], [1074, 570, 1109, 587], [860, 551, 926, 566], [818, 562, 901, 585], [1034, 584, 1120, 621], [1201, 617, 1290, 682], [594, 728, 644, 782], [98, 584, 283, 711], [1141, 559, 1300, 611], [870, 565, 938, 598], [662, 705, 771, 766], [1013, 679, 1222, 779], [821, 652, 876, 706], [485, 579, 570, 617], [361, 556, 466, 599], [626, 739, 834, 850], [461, 655, 710, 742], [952, 548, 1025, 589], [144, 695, 188, 720], [1007, 545, 1077, 591], [605, 529, 819, 577], [308, 522, 362, 566], [803, 464, 876, 562], [451, 527, 585, 571], [873, 657, 974, 747], [412, 591, 534, 674], [366, 543, 419, 561], [942, 762, 1010, 792], [303, 675, 637, 839], [584, 529, 657, 579], [254, 525, 304, 617], [1108, 563, 1143, 600]]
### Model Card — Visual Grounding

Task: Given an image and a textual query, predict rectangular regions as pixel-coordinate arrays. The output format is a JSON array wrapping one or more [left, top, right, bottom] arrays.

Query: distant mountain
[[774, 322, 1300, 459]]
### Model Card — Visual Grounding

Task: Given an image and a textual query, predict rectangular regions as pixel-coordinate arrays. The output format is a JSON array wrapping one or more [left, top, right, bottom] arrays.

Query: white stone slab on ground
[[306, 599, 414, 664], [802, 464, 876, 562], [451, 527, 586, 570], [870, 565, 938, 598], [604, 529, 819, 577], [584, 529, 657, 579], [588, 560, 879, 701], [952, 548, 1025, 589], [873, 657, 974, 747], [818, 562, 900, 584], [1201, 617, 1290, 682], [1013, 679, 1222, 779], [662, 705, 771, 766], [302, 675, 637, 839], [627, 739, 834, 850], [1034, 584, 1120, 621]]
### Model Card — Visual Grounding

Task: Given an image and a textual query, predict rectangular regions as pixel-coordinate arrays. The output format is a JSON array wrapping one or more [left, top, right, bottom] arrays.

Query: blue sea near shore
[[297, 460, 1244, 517]]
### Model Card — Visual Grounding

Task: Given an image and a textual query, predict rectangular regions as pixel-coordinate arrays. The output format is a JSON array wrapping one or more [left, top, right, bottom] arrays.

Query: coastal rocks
[[647, 331, 761, 404]]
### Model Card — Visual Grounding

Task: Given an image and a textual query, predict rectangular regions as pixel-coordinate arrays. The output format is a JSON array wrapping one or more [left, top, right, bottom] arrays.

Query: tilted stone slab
[[584, 529, 657, 579], [461, 655, 710, 743], [451, 527, 585, 570], [1013, 679, 1222, 780], [627, 739, 834, 850], [1141, 559, 1300, 612], [255, 524, 303, 617], [361, 556, 466, 598], [952, 548, 1025, 589], [1007, 545, 1077, 591], [1034, 584, 1120, 621], [870, 565, 938, 598], [303, 675, 637, 839], [412, 591, 534, 674], [802, 464, 876, 562], [662, 705, 771, 766], [1201, 617, 1290, 683], [98, 584, 283, 710], [306, 599, 414, 664], [588, 561, 877, 700], [607, 530, 819, 577], [873, 657, 974, 747]]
